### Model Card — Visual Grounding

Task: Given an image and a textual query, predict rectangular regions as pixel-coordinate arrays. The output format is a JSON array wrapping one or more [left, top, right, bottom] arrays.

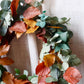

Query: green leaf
[[18, 75, 27, 80], [60, 32, 68, 42], [61, 17, 67, 21], [34, 1, 41, 7], [55, 44, 70, 52], [58, 78, 68, 84], [0, 65, 7, 82], [30, 76, 38, 83], [46, 16, 58, 25], [17, 0, 30, 15], [15, 68, 20, 75], [1, 0, 11, 10], [50, 66, 61, 80], [36, 21, 46, 28], [68, 55, 81, 66], [0, 10, 7, 19], [28, 75, 37, 81], [60, 49, 71, 56], [46, 77, 57, 83]]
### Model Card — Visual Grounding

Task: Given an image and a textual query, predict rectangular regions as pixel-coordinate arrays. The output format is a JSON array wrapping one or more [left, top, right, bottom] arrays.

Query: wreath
[[0, 0, 82, 84]]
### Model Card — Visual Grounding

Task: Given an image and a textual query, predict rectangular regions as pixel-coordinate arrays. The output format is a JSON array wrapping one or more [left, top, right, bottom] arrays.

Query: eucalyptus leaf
[[46, 77, 57, 83], [58, 78, 68, 84], [68, 54, 81, 66], [18, 75, 27, 80], [1, 0, 11, 10]]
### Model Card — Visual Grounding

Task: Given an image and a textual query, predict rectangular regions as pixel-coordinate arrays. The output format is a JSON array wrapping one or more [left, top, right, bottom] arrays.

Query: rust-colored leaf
[[14, 79, 31, 84], [48, 26, 62, 28], [9, 21, 27, 33], [2, 71, 14, 84], [0, 57, 14, 65], [10, 0, 20, 17], [23, 6, 41, 19], [25, 0, 32, 4], [43, 54, 56, 67], [36, 28, 47, 43], [36, 62, 50, 76], [0, 44, 10, 56], [24, 19, 39, 33], [2, 72, 31, 84], [63, 67, 82, 84]]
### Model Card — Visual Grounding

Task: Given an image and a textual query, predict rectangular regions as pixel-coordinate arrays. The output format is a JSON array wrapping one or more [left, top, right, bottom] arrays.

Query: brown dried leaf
[[2, 72, 31, 84], [10, 0, 20, 17], [0, 57, 14, 65], [43, 54, 55, 67], [0, 44, 10, 56], [2, 71, 14, 84]]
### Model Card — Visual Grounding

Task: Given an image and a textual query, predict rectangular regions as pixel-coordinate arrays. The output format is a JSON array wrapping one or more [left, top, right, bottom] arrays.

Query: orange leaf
[[9, 21, 27, 33], [25, 0, 32, 4], [63, 67, 82, 84], [43, 54, 55, 67], [2, 71, 14, 84], [10, 0, 20, 17], [48, 26, 62, 28], [15, 32, 23, 39], [24, 19, 39, 33], [0, 57, 14, 65], [0, 44, 10, 56], [36, 62, 50, 76], [14, 79, 31, 84], [2, 72, 30, 84], [23, 6, 41, 19]]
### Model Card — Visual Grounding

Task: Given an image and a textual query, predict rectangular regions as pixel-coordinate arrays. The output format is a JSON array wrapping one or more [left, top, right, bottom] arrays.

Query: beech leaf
[[0, 57, 14, 65], [36, 62, 50, 76], [0, 44, 10, 56], [43, 54, 56, 67]]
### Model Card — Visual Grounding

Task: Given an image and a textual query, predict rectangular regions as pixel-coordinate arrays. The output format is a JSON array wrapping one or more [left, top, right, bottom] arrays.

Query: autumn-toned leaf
[[43, 54, 55, 67], [48, 26, 62, 28], [9, 21, 27, 33], [63, 67, 82, 84], [24, 19, 39, 33], [36, 62, 50, 76], [2, 71, 14, 84], [23, 6, 41, 19], [15, 32, 23, 39], [25, 0, 32, 4], [0, 44, 10, 56], [36, 28, 47, 43], [10, 0, 20, 17], [14, 79, 31, 84], [0, 57, 14, 65], [55, 55, 63, 64], [2, 71, 31, 84]]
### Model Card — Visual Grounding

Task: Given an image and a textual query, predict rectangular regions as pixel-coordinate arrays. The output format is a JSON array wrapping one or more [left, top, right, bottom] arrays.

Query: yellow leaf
[[0, 44, 10, 56], [48, 26, 62, 28], [24, 19, 39, 33], [0, 57, 14, 65], [15, 32, 23, 39], [43, 54, 55, 67]]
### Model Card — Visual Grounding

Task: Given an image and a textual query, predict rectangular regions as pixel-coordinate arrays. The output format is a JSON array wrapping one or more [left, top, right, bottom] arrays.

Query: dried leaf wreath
[[0, 0, 82, 84]]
